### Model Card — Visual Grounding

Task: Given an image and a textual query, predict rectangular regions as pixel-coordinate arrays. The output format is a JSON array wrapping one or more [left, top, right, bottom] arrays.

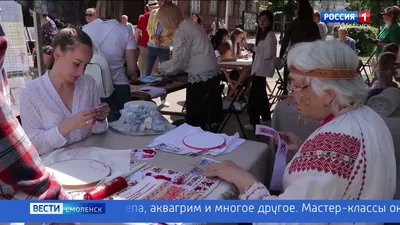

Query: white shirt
[[317, 22, 328, 41], [240, 106, 396, 225], [83, 19, 136, 85], [159, 19, 219, 83], [214, 50, 221, 58], [19, 72, 108, 156], [251, 32, 277, 77]]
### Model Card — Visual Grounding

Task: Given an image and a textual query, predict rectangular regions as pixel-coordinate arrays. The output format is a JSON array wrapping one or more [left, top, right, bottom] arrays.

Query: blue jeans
[[144, 46, 170, 101], [144, 46, 170, 76]]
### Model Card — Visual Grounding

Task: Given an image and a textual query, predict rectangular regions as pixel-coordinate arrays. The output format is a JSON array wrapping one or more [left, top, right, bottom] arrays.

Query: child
[[215, 41, 236, 62], [371, 52, 398, 89], [383, 43, 399, 56]]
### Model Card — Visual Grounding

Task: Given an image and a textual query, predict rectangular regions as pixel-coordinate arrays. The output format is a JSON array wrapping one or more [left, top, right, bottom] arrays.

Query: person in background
[[245, 10, 276, 130], [20, 27, 110, 156], [220, 19, 226, 29], [383, 43, 399, 56], [192, 13, 202, 26], [157, 3, 223, 131], [228, 28, 249, 59], [211, 19, 221, 35], [313, 11, 328, 40], [215, 42, 235, 62], [279, 0, 320, 95], [136, 0, 159, 76], [30, 9, 58, 69], [146, 0, 173, 107], [338, 27, 356, 51], [210, 28, 229, 50], [83, 0, 138, 122], [371, 52, 398, 89], [121, 15, 135, 37], [85, 8, 96, 24], [375, 6, 400, 60], [205, 40, 396, 205]]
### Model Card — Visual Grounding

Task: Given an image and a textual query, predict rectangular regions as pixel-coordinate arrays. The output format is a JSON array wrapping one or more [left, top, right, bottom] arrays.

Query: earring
[[304, 94, 310, 126]]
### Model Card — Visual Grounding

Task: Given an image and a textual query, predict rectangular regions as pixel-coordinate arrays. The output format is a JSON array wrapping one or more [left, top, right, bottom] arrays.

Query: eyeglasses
[[287, 84, 310, 94], [86, 14, 93, 17]]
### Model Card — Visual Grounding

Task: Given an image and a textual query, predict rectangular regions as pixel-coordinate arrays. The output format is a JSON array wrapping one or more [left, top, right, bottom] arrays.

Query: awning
[[15, 0, 89, 26]]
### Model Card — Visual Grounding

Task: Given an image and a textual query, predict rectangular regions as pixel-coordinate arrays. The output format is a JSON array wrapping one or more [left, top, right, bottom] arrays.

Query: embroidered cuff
[[239, 182, 270, 200]]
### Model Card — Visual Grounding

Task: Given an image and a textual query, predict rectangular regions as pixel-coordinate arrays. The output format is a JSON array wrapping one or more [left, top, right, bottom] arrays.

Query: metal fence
[[0, 1, 31, 116]]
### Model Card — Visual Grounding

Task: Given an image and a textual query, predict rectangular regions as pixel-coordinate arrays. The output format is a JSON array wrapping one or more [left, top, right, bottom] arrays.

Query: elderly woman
[[157, 3, 223, 130], [205, 40, 396, 203]]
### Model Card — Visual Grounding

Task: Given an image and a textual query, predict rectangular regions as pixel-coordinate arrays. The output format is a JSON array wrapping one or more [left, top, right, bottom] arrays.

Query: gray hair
[[287, 40, 369, 114]]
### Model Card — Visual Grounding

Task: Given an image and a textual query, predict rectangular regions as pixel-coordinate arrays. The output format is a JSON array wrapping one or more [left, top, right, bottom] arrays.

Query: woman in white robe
[[205, 40, 396, 224], [19, 27, 109, 156]]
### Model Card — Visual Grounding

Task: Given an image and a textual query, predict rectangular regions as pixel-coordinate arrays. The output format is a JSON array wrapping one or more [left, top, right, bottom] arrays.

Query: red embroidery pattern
[[288, 132, 361, 179]]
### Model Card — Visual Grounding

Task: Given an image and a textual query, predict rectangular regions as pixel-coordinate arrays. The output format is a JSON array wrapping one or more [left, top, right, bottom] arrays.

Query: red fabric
[[0, 88, 68, 200], [137, 12, 150, 47]]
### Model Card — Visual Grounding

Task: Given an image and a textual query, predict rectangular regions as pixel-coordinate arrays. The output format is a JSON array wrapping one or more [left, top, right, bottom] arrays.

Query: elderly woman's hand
[[274, 132, 303, 153], [204, 160, 257, 193]]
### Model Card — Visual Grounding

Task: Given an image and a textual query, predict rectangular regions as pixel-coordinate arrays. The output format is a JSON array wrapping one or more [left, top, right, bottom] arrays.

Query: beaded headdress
[[289, 65, 357, 79]]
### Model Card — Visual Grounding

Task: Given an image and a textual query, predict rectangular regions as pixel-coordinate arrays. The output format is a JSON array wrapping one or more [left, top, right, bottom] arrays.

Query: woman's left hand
[[95, 103, 110, 121], [204, 160, 257, 193]]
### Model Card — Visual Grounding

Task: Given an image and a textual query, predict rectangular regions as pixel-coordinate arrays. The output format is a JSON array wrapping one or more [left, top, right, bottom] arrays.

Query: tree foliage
[[346, 0, 399, 27]]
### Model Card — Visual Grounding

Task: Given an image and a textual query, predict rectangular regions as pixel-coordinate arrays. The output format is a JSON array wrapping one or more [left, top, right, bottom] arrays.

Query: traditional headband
[[289, 65, 357, 79]]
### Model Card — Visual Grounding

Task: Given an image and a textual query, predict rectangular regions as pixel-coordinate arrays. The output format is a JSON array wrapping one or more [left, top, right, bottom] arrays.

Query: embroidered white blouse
[[159, 19, 220, 84], [240, 106, 396, 225], [251, 32, 277, 78], [19, 71, 108, 156]]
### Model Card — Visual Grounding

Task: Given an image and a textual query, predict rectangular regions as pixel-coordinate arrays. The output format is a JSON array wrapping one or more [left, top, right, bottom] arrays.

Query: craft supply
[[255, 125, 288, 191], [133, 149, 156, 160], [144, 172, 184, 185], [83, 176, 128, 200], [182, 133, 226, 150], [46, 159, 111, 189], [188, 158, 220, 175]]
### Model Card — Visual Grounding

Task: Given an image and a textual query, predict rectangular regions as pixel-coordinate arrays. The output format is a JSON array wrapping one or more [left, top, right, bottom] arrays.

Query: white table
[[73, 129, 269, 200]]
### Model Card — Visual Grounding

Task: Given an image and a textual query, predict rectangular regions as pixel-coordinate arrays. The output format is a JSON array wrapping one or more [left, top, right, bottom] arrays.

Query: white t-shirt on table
[[83, 19, 137, 85]]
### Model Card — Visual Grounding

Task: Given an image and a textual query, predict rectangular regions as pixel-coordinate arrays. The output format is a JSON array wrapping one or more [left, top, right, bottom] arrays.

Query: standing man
[[314, 11, 328, 40], [338, 27, 356, 51], [135, 0, 159, 76], [121, 15, 135, 37]]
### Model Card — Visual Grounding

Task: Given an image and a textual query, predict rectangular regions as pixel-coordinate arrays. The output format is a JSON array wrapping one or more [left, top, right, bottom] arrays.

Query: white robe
[[240, 105, 396, 225], [19, 71, 108, 156]]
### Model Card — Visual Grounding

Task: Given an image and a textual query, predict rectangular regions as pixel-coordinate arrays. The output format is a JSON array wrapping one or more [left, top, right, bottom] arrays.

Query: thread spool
[[84, 176, 128, 200]]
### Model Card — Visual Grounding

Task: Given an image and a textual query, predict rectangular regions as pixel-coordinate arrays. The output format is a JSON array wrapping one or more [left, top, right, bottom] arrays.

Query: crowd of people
[[0, 0, 399, 224]]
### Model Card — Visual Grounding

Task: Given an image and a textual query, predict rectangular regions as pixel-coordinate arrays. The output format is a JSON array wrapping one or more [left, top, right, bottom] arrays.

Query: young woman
[[245, 10, 277, 130], [375, 6, 400, 59], [210, 28, 229, 50], [83, 0, 138, 122], [228, 28, 249, 59], [19, 27, 110, 156], [192, 13, 202, 26], [157, 3, 223, 131]]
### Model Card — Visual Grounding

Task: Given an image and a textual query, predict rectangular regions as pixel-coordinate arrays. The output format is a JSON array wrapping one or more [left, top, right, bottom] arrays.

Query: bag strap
[[97, 22, 119, 50]]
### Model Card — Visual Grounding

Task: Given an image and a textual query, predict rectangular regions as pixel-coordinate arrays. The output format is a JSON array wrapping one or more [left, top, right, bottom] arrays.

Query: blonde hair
[[86, 8, 96, 14], [96, 0, 123, 20], [157, 2, 184, 31]]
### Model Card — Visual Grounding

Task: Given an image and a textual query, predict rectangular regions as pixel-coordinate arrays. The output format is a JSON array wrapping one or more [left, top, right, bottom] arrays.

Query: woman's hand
[[204, 160, 257, 193], [58, 109, 97, 136], [95, 103, 110, 121], [274, 132, 303, 153]]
